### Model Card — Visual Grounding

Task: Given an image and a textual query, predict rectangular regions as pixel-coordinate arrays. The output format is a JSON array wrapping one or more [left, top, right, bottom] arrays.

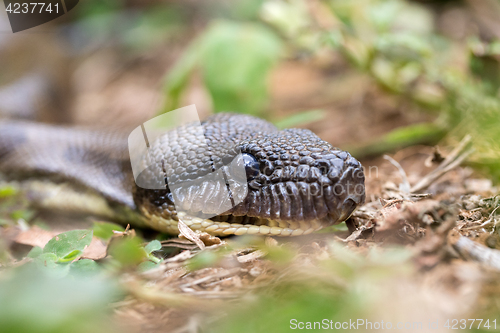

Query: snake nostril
[[242, 153, 260, 181], [315, 159, 330, 175]]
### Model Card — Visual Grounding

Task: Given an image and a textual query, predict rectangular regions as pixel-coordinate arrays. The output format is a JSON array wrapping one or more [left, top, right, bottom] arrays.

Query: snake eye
[[242, 153, 260, 180]]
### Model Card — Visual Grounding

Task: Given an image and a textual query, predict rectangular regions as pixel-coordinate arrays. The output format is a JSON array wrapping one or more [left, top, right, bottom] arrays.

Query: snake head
[[133, 114, 365, 236], [224, 128, 365, 233]]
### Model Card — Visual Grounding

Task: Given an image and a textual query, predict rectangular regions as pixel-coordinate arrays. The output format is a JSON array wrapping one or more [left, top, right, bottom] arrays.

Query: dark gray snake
[[0, 113, 365, 236]]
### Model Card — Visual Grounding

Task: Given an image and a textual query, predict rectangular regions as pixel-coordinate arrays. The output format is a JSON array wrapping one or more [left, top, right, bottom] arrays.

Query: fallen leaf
[[14, 226, 109, 260]]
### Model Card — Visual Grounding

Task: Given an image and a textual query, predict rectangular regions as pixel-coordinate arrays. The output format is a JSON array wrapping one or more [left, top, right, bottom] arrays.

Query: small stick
[[411, 135, 474, 193], [452, 236, 500, 270], [178, 218, 206, 250], [384, 155, 411, 193]]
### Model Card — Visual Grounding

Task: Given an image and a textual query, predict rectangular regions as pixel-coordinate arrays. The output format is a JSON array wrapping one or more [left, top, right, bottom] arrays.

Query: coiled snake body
[[0, 113, 365, 236]]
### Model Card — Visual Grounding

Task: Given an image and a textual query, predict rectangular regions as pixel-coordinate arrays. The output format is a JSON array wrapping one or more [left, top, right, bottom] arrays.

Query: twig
[[161, 238, 200, 250], [489, 204, 500, 218], [178, 218, 206, 250], [123, 280, 200, 307], [237, 250, 267, 263], [342, 225, 368, 242], [462, 218, 493, 231], [179, 268, 240, 289], [384, 155, 411, 193], [411, 135, 474, 193], [451, 236, 500, 270]]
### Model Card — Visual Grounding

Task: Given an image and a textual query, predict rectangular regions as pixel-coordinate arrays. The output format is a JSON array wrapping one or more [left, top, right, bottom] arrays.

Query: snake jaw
[[139, 191, 360, 237], [141, 207, 324, 236]]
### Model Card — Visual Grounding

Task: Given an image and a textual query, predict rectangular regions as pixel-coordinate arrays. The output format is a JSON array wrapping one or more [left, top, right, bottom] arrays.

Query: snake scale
[[0, 113, 365, 236]]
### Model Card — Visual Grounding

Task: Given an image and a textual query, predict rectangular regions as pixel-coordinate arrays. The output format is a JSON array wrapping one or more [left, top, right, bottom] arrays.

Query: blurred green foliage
[[469, 39, 500, 94], [92, 221, 125, 240], [159, 0, 500, 184], [163, 20, 283, 116], [0, 265, 120, 333], [43, 230, 93, 262], [211, 243, 413, 333], [212, 282, 358, 333], [69, 1, 187, 53], [0, 184, 34, 226], [108, 236, 163, 270], [75, 0, 124, 18], [0, 225, 163, 332], [263, 0, 500, 179], [186, 247, 223, 271], [200, 22, 282, 114], [138, 239, 163, 271], [27, 230, 96, 278], [273, 109, 326, 129]]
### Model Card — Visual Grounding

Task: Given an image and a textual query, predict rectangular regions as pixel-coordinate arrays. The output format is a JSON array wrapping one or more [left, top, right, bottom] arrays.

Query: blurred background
[[1, 0, 500, 164], [2, 0, 500, 332], [2, 0, 500, 175], [0, 0, 498, 159]]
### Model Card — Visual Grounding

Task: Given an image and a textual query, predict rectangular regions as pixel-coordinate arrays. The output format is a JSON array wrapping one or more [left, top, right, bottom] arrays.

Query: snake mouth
[[139, 198, 358, 237], [182, 214, 328, 236]]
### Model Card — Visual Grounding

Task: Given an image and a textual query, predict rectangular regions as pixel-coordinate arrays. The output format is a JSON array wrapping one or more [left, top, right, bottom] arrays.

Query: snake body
[[0, 113, 365, 236]]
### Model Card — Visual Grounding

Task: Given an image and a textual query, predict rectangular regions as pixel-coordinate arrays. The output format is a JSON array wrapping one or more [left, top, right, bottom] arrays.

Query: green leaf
[[138, 260, 160, 272], [11, 209, 34, 222], [108, 237, 147, 267], [144, 240, 162, 254], [75, 0, 123, 19], [316, 223, 349, 234], [0, 264, 120, 333], [162, 39, 202, 113], [187, 250, 220, 271], [264, 244, 295, 264], [69, 259, 100, 276], [0, 185, 17, 198], [469, 43, 500, 95], [43, 230, 93, 260], [347, 122, 446, 158], [27, 246, 43, 259], [122, 6, 186, 51], [92, 221, 125, 240], [384, 122, 445, 144], [162, 20, 283, 116], [33, 253, 71, 278], [369, 1, 400, 32], [0, 218, 11, 226], [260, 0, 311, 39], [273, 109, 326, 129], [35, 252, 57, 264], [375, 32, 431, 64], [201, 21, 282, 115], [209, 282, 358, 333], [58, 250, 83, 263]]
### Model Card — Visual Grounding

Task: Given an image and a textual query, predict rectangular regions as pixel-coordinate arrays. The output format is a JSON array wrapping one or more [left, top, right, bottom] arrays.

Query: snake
[[0, 113, 365, 236]]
